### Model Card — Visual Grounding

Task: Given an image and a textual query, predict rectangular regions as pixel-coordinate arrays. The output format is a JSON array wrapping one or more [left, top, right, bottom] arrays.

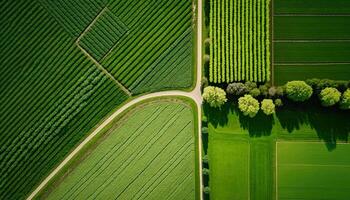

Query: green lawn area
[[277, 142, 350, 200], [39, 97, 199, 200], [208, 133, 249, 200]]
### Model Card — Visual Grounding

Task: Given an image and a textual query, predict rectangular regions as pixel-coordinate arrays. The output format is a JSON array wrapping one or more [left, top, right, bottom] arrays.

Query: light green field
[[277, 142, 350, 200], [208, 133, 249, 200], [40, 98, 199, 200], [205, 100, 350, 200]]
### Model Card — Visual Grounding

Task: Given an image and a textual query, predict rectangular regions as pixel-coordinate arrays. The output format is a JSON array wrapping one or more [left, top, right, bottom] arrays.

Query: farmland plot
[[277, 142, 350, 200], [39, 98, 199, 200], [273, 0, 350, 84], [209, 0, 271, 83]]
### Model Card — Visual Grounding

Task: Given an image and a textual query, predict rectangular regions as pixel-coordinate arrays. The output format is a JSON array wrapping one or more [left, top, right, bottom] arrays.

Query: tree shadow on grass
[[276, 97, 350, 151], [203, 102, 231, 128], [231, 102, 274, 137]]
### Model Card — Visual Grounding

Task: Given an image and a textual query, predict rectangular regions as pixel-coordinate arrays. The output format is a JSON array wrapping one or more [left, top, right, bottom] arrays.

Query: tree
[[268, 86, 277, 97], [285, 81, 313, 102], [276, 86, 284, 97], [274, 98, 283, 107], [244, 81, 257, 91], [202, 86, 227, 108], [226, 83, 248, 96], [238, 95, 260, 118], [261, 99, 275, 115], [202, 127, 208, 135], [203, 186, 210, 194], [319, 87, 341, 107], [259, 84, 269, 97], [202, 168, 210, 175], [202, 154, 209, 164], [249, 88, 261, 97], [340, 89, 350, 110], [204, 54, 210, 63]]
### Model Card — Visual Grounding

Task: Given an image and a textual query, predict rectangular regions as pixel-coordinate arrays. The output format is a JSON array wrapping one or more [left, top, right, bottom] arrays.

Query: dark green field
[[274, 16, 350, 40], [274, 42, 350, 63], [274, 0, 350, 14], [273, 0, 350, 85], [274, 64, 350, 84]]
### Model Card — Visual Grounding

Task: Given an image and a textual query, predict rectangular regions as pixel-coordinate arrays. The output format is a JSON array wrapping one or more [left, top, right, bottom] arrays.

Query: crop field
[[0, 0, 194, 199], [209, 0, 271, 83], [273, 0, 350, 85], [39, 98, 199, 200], [277, 142, 350, 200], [101, 0, 194, 94], [42, 0, 194, 94], [208, 133, 249, 200]]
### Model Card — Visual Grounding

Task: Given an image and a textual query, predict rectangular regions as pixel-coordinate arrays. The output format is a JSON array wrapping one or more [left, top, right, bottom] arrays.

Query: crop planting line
[[274, 40, 350, 43], [274, 14, 350, 17], [27, 0, 203, 198], [76, 7, 108, 44], [275, 62, 350, 66], [76, 44, 132, 96]]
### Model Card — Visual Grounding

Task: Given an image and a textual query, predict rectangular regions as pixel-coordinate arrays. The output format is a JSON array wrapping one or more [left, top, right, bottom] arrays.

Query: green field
[[274, 64, 350, 84], [39, 98, 199, 200], [0, 1, 194, 199], [274, 0, 350, 14], [209, 134, 249, 200], [209, 0, 271, 83], [274, 42, 350, 63], [273, 0, 350, 85], [101, 0, 194, 93], [205, 100, 350, 200], [274, 16, 350, 40], [277, 142, 350, 200]]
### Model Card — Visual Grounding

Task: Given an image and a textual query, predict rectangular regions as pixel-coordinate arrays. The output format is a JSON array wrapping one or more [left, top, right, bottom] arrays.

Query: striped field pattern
[[101, 0, 194, 93], [0, 1, 128, 199], [78, 8, 129, 61], [43, 100, 198, 200], [0, 0, 194, 199], [209, 0, 271, 83]]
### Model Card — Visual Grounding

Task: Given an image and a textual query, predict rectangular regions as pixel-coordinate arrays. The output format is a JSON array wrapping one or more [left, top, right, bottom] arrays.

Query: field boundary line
[[274, 14, 350, 17], [76, 7, 108, 44], [274, 62, 350, 66], [276, 140, 349, 144], [271, 0, 275, 85], [274, 40, 350, 43], [275, 141, 278, 200], [279, 163, 350, 167], [76, 44, 132, 96]]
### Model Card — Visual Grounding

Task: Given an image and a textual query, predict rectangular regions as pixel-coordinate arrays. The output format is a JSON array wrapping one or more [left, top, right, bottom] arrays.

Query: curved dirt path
[[27, 0, 203, 199]]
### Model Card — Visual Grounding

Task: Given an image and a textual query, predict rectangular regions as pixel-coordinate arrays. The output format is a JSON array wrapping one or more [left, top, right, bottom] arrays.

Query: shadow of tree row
[[204, 97, 350, 151]]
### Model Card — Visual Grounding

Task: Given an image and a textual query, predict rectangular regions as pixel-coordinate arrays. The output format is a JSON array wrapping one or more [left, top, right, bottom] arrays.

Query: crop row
[[0, 2, 129, 199], [209, 0, 271, 83], [79, 9, 128, 61], [45, 103, 195, 200], [101, 0, 193, 92], [40, 0, 107, 38]]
